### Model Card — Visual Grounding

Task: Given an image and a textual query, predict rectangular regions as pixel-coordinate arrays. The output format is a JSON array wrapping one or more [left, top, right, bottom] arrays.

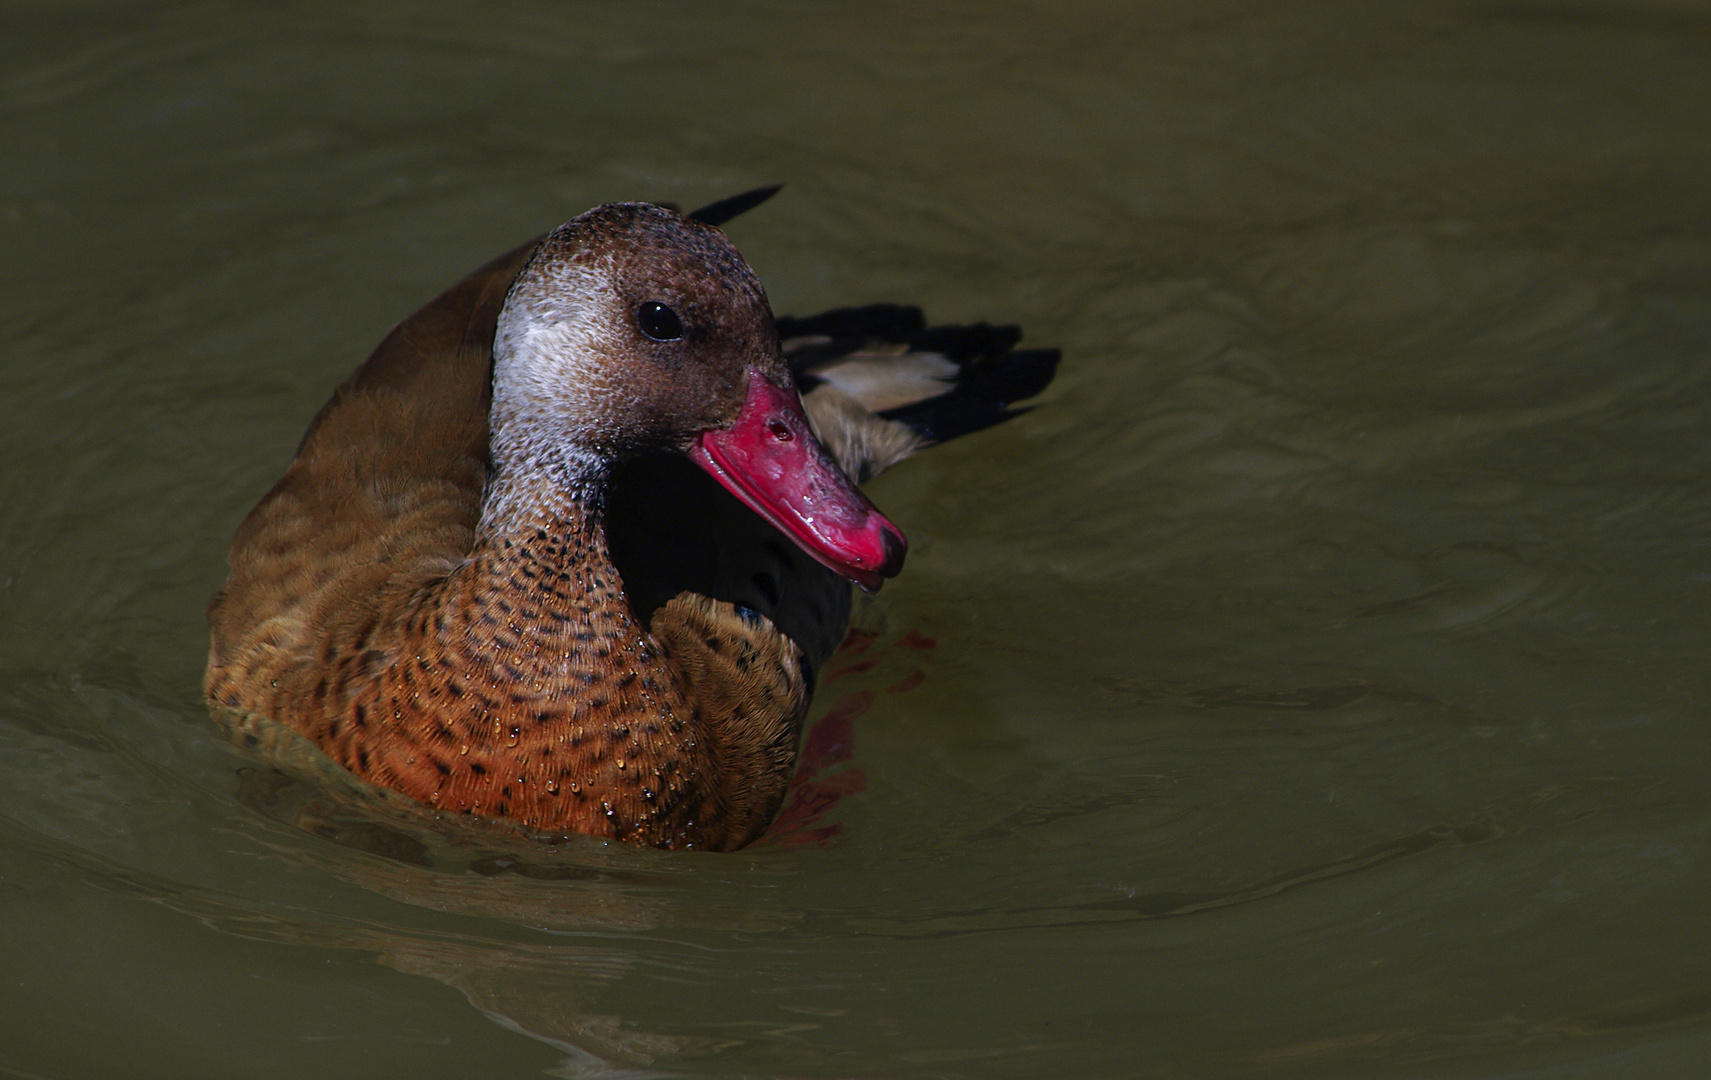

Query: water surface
[[3, 1, 1711, 1077]]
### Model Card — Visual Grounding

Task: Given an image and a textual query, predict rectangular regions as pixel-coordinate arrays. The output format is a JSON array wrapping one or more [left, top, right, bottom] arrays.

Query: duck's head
[[491, 201, 906, 591]]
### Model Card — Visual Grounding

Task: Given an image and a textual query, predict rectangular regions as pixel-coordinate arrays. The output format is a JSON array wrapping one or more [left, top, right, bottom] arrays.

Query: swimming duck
[[206, 189, 1057, 851]]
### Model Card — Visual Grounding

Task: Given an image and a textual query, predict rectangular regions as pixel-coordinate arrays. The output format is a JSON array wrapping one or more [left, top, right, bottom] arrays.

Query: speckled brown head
[[493, 203, 779, 458], [489, 202, 906, 588]]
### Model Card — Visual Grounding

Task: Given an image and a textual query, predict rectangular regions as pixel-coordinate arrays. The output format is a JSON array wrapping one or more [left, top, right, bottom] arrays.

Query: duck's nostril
[[766, 419, 792, 442]]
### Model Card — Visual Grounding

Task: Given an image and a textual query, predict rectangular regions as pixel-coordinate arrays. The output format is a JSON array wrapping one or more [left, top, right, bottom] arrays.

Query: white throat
[[482, 260, 618, 535]]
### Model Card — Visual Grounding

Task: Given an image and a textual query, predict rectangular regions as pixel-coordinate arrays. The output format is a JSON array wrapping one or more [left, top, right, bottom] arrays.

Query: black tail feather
[[880, 348, 1061, 444], [778, 301, 1061, 446], [687, 184, 784, 227]]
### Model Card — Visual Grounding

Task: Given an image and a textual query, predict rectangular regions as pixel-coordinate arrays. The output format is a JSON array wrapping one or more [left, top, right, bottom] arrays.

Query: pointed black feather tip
[[880, 348, 1062, 444], [687, 184, 784, 227]]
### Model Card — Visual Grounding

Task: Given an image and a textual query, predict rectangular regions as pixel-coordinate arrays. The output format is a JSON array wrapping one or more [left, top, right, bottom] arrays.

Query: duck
[[205, 188, 1058, 851]]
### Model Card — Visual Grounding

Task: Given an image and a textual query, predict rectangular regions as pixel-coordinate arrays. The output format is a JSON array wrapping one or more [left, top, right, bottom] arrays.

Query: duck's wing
[[782, 304, 1061, 482]]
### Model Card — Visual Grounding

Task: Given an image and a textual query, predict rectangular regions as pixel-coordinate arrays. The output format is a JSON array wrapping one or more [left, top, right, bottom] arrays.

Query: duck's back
[[206, 241, 539, 721]]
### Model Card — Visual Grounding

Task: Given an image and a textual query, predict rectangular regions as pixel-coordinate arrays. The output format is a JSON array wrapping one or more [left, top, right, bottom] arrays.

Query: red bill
[[688, 369, 907, 592]]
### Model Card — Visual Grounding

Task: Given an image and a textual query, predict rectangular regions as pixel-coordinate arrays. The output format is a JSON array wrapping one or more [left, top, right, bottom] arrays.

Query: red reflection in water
[[760, 625, 936, 848]]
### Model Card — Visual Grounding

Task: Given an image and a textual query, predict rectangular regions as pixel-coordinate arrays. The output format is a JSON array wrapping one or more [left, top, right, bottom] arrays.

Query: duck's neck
[[469, 446, 636, 650], [479, 432, 609, 534]]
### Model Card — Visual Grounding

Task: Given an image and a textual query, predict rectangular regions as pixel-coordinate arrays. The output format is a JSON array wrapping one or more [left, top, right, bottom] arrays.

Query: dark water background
[[4, 1, 1711, 1076]]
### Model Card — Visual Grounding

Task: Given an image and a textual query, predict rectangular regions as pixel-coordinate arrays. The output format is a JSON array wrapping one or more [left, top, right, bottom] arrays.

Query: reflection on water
[[3, 0, 1711, 1077]]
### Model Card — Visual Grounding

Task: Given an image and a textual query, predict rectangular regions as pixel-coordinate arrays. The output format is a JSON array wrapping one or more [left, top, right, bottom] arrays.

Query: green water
[[4, 1, 1711, 1076]]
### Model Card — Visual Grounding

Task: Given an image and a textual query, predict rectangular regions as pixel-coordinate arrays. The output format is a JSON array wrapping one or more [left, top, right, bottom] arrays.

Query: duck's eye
[[637, 301, 684, 342]]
